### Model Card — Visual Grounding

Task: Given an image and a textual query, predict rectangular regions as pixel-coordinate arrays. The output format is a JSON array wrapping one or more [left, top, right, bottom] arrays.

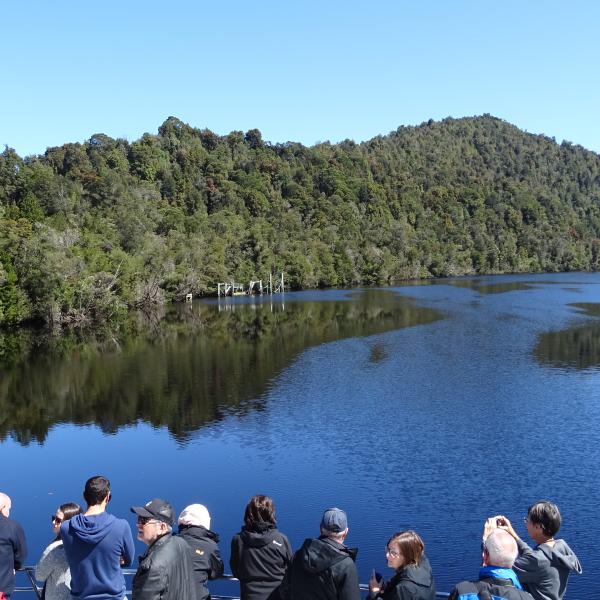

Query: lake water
[[1, 273, 599, 598]]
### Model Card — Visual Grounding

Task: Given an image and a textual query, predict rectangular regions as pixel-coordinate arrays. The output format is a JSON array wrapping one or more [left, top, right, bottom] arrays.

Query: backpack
[[457, 580, 502, 599]]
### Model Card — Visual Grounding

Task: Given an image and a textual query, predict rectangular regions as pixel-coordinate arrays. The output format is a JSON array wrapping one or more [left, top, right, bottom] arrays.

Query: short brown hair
[[244, 495, 276, 528], [388, 530, 425, 567]]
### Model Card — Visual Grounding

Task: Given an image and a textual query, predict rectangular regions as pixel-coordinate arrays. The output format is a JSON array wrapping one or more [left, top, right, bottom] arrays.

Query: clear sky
[[2, 0, 599, 157]]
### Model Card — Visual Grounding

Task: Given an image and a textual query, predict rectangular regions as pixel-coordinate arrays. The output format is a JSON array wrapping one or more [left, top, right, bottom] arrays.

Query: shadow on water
[[442, 277, 593, 295], [534, 303, 600, 370], [0, 290, 439, 446], [446, 279, 535, 294]]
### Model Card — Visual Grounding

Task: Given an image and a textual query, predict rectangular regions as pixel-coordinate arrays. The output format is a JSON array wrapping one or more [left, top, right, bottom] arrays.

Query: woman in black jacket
[[230, 495, 292, 600], [368, 530, 435, 600], [176, 504, 224, 600]]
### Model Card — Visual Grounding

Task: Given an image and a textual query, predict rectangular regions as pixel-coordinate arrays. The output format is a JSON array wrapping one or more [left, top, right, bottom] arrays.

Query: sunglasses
[[137, 516, 159, 526], [51, 515, 63, 524]]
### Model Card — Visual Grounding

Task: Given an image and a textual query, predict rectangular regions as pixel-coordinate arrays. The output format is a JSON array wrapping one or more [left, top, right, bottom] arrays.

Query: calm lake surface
[[2, 273, 600, 598]]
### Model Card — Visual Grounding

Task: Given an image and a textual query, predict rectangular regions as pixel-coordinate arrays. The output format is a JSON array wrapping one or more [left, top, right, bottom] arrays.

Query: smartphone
[[371, 569, 383, 583]]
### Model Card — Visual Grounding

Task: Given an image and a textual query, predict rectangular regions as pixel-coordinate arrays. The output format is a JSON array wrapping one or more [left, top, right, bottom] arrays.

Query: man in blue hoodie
[[61, 476, 135, 600]]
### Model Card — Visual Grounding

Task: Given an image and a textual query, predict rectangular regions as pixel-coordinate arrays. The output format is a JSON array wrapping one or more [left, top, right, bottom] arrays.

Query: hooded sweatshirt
[[512, 538, 582, 600], [230, 523, 292, 600], [288, 536, 360, 600], [61, 512, 135, 600], [372, 553, 436, 600], [177, 525, 224, 600]]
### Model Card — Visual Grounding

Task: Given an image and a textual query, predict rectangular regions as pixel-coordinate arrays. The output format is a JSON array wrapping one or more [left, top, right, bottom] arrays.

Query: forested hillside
[[2, 114, 600, 326]]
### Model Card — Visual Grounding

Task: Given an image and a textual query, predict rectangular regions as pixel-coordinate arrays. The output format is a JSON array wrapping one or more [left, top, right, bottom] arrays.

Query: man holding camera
[[449, 522, 533, 600]]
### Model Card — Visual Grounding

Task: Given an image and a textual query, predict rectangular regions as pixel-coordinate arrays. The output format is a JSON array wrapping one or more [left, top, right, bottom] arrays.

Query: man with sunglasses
[[130, 498, 196, 600], [61, 476, 135, 600], [0, 492, 27, 599]]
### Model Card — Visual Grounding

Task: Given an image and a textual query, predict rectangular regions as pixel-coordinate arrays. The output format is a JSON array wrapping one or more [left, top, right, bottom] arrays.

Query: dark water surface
[[1, 274, 600, 598]]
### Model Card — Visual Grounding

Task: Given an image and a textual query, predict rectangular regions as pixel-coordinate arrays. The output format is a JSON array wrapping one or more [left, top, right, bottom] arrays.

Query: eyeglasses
[[385, 548, 400, 558], [137, 516, 160, 526], [51, 515, 63, 524]]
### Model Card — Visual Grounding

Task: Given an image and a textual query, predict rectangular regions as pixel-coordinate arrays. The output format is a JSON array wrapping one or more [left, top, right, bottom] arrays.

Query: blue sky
[[2, 0, 599, 157]]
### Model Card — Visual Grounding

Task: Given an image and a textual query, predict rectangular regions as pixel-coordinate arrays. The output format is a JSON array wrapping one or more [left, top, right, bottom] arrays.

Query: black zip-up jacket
[[132, 533, 197, 600], [177, 525, 224, 600], [287, 536, 360, 600], [449, 574, 534, 600], [230, 523, 292, 600], [369, 554, 435, 600], [0, 514, 27, 596]]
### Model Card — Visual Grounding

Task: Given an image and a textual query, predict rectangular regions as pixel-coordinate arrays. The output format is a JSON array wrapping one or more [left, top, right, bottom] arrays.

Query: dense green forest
[[2, 114, 600, 327]]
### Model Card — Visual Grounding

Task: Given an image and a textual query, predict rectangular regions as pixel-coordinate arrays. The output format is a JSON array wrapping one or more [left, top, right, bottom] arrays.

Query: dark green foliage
[[2, 114, 600, 326]]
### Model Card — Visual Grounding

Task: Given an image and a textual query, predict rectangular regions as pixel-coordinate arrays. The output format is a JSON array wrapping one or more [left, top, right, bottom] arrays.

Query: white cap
[[178, 503, 211, 529]]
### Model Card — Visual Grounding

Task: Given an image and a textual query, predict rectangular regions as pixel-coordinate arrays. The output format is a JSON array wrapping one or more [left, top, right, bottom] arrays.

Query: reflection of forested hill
[[534, 303, 600, 370], [0, 292, 439, 445], [3, 115, 600, 326]]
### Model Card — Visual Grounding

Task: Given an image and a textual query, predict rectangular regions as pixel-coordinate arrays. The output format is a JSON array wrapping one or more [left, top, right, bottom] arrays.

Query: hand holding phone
[[369, 569, 384, 594]]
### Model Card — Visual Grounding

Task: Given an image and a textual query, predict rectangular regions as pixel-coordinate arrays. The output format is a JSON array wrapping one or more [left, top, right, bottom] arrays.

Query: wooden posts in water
[[272, 272, 285, 294], [248, 280, 264, 294], [218, 282, 246, 297], [217, 273, 284, 297]]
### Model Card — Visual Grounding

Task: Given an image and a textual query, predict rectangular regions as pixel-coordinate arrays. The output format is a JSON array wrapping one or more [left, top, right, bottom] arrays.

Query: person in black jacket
[[0, 492, 27, 599], [131, 498, 197, 600], [367, 530, 435, 600], [176, 504, 224, 600], [286, 507, 360, 600], [230, 495, 292, 600]]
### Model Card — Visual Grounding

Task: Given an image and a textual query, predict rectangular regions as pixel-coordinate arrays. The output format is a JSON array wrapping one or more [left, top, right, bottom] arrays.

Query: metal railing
[[15, 567, 449, 599]]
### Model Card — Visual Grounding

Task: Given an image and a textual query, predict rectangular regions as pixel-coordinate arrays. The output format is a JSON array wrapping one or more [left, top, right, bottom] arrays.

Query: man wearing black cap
[[286, 507, 360, 600], [131, 498, 197, 600]]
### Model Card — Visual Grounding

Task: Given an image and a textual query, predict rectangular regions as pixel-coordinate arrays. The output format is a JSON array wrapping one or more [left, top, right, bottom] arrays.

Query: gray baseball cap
[[321, 507, 348, 532]]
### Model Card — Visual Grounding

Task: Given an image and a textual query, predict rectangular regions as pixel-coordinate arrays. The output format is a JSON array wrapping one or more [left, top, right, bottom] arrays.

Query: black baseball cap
[[131, 498, 174, 526]]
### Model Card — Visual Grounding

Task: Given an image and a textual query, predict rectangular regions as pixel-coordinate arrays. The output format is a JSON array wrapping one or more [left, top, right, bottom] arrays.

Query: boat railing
[[15, 567, 450, 598]]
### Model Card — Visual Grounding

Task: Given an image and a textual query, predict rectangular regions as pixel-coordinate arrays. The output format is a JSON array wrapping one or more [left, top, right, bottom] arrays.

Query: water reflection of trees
[[0, 291, 439, 445], [534, 303, 600, 370]]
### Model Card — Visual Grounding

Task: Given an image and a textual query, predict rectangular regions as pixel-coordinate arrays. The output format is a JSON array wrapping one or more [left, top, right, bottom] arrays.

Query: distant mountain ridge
[[1, 114, 600, 326]]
